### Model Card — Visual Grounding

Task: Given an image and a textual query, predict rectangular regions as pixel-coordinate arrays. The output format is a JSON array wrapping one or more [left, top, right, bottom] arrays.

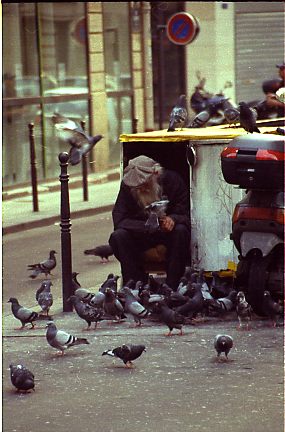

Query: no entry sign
[[166, 12, 200, 45]]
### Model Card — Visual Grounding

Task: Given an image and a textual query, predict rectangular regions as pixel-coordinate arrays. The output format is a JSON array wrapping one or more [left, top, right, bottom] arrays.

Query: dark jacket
[[112, 169, 190, 233]]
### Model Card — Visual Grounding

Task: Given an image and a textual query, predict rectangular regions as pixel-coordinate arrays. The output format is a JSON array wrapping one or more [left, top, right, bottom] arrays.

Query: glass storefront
[[3, 2, 89, 186], [102, 2, 133, 165]]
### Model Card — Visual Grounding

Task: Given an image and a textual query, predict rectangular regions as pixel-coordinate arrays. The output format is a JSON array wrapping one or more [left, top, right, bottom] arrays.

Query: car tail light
[[256, 149, 285, 161], [221, 147, 239, 158], [232, 206, 285, 225]]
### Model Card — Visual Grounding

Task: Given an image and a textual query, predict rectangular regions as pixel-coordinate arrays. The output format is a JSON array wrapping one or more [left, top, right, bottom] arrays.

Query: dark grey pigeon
[[214, 334, 233, 361], [103, 288, 126, 322], [36, 280, 53, 316], [72, 272, 81, 291], [236, 291, 252, 330], [52, 113, 103, 165], [175, 283, 205, 319], [119, 286, 149, 326], [154, 302, 185, 336], [167, 94, 188, 132], [68, 295, 104, 330], [263, 291, 283, 327], [188, 110, 210, 128], [46, 322, 89, 355], [239, 102, 260, 133], [84, 244, 113, 263], [99, 274, 120, 294], [9, 364, 35, 393], [102, 344, 146, 368], [8, 297, 39, 329], [224, 107, 240, 128], [27, 250, 57, 279]]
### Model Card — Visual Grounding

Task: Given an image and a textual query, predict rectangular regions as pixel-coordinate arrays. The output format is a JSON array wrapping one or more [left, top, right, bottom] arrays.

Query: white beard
[[131, 175, 162, 210]]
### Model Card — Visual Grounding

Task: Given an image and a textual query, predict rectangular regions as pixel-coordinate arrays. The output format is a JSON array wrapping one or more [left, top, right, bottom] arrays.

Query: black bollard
[[80, 120, 89, 202], [58, 152, 73, 312], [28, 122, 39, 212]]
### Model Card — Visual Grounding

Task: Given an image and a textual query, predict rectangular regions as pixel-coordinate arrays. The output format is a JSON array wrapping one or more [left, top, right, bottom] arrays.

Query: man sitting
[[109, 155, 191, 290]]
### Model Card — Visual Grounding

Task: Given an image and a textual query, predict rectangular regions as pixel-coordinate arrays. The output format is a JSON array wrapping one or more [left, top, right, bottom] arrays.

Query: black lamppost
[[58, 152, 73, 312], [28, 122, 39, 212]]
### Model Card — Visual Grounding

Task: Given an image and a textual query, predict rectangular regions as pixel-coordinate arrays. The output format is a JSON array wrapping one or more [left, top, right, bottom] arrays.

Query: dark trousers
[[109, 224, 190, 290]]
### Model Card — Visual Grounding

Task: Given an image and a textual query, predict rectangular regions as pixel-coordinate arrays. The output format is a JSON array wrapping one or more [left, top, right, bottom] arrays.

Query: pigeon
[[68, 295, 104, 330], [9, 364, 35, 393], [72, 272, 81, 290], [167, 94, 188, 132], [214, 334, 233, 361], [188, 110, 210, 128], [236, 291, 252, 330], [36, 280, 53, 316], [206, 290, 237, 314], [102, 344, 146, 368], [103, 288, 126, 322], [224, 107, 240, 128], [74, 287, 97, 304], [8, 297, 39, 329], [27, 250, 57, 279], [46, 322, 89, 355], [119, 286, 149, 326], [239, 102, 260, 133], [262, 291, 283, 327], [175, 283, 205, 319], [84, 244, 114, 263], [154, 302, 185, 336], [52, 113, 103, 165], [99, 274, 120, 294]]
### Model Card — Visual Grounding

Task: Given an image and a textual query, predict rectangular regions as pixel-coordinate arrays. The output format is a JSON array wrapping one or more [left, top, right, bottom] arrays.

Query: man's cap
[[276, 62, 285, 69], [123, 155, 159, 187]]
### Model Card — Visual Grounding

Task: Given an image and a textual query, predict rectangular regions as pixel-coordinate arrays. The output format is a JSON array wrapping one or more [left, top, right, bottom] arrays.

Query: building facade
[[2, 2, 284, 188]]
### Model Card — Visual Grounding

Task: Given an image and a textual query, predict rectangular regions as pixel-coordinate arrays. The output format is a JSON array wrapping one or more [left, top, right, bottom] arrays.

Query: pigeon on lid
[[84, 244, 114, 263], [167, 94, 188, 132], [27, 250, 57, 279], [214, 334, 233, 361], [102, 344, 146, 368], [224, 107, 240, 128], [188, 110, 210, 128], [9, 364, 35, 393], [46, 322, 89, 355], [52, 113, 103, 166], [239, 102, 260, 133]]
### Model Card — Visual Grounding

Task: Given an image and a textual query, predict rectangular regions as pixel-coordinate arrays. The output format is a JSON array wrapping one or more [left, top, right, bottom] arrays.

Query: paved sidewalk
[[2, 169, 121, 235]]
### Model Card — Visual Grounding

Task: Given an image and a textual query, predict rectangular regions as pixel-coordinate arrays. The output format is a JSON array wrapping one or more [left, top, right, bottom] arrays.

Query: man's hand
[[159, 216, 175, 232]]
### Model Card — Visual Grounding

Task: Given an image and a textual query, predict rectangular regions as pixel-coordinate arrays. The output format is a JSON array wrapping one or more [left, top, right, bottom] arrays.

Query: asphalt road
[[2, 213, 284, 432]]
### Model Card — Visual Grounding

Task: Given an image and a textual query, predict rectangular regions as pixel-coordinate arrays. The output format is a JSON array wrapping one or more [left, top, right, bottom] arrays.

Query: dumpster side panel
[[190, 143, 244, 270]]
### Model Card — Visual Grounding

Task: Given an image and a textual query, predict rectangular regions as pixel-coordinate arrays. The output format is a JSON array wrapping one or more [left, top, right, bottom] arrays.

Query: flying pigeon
[[9, 364, 35, 393], [102, 344, 146, 368], [68, 295, 104, 330], [263, 291, 283, 327], [239, 102, 260, 133], [119, 286, 149, 326], [27, 250, 57, 279], [8, 297, 39, 329], [46, 322, 89, 355], [224, 107, 240, 128], [188, 110, 210, 128], [103, 288, 126, 322], [84, 244, 114, 263], [52, 113, 103, 165], [214, 334, 233, 361], [36, 280, 53, 316], [154, 302, 185, 336], [236, 291, 252, 330], [167, 94, 188, 132]]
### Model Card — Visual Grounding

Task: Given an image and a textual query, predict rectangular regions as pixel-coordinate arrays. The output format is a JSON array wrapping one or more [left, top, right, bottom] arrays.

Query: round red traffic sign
[[167, 12, 200, 45]]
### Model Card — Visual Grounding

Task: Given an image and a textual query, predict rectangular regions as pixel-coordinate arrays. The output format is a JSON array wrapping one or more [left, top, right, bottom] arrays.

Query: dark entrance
[[151, 2, 186, 129]]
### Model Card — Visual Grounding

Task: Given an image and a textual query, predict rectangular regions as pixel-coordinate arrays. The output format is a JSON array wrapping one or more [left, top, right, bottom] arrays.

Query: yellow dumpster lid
[[119, 119, 284, 143]]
